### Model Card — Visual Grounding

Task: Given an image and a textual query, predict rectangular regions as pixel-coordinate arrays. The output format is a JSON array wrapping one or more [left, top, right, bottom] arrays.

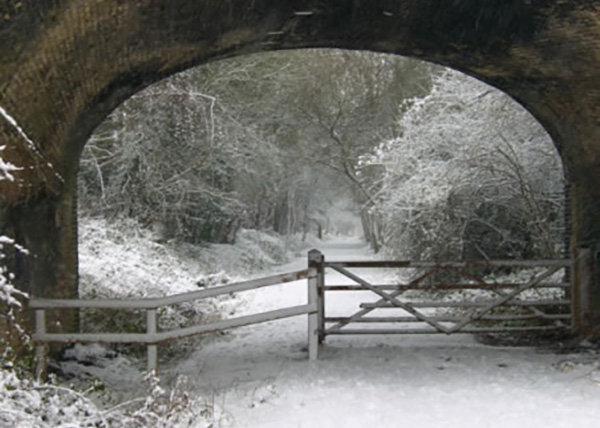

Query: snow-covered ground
[[1, 218, 318, 427], [4, 228, 599, 428], [160, 237, 600, 428]]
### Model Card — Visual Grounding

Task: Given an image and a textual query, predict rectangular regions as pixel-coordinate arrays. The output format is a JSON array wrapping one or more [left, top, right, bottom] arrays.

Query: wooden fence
[[30, 268, 319, 379]]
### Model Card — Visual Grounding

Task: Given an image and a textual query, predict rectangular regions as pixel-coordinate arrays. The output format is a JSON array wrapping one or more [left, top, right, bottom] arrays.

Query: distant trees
[[359, 69, 565, 261], [79, 50, 433, 244], [270, 50, 437, 250]]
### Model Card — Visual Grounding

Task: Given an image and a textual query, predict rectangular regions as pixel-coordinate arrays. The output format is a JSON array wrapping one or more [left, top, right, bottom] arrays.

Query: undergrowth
[[76, 217, 308, 361], [1, 228, 235, 427], [0, 368, 231, 427]]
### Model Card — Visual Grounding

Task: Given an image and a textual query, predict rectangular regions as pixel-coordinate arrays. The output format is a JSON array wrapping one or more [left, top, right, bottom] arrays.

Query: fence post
[[34, 309, 47, 381], [317, 251, 326, 344], [572, 248, 593, 336], [308, 249, 321, 360], [146, 309, 158, 373]]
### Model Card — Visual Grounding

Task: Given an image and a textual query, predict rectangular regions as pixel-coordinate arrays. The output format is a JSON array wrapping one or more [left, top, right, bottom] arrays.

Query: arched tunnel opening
[[67, 49, 571, 354], [78, 49, 568, 262]]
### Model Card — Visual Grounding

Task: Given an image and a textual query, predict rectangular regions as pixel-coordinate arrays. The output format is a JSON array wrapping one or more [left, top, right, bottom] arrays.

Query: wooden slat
[[324, 283, 569, 291], [359, 299, 570, 309], [307, 249, 320, 361], [146, 309, 158, 373], [325, 314, 571, 323], [325, 260, 572, 269], [35, 310, 47, 381], [33, 331, 151, 344], [326, 326, 568, 335], [30, 269, 309, 310]]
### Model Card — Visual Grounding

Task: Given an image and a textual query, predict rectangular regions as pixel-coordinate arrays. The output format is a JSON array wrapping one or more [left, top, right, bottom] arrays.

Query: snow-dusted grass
[[78, 217, 313, 337]]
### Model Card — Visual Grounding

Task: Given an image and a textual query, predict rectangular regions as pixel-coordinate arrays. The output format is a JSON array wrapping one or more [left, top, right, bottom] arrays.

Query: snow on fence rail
[[30, 268, 318, 379]]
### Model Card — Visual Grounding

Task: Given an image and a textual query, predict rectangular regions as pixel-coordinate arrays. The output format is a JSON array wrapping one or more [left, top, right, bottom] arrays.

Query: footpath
[[165, 237, 600, 428]]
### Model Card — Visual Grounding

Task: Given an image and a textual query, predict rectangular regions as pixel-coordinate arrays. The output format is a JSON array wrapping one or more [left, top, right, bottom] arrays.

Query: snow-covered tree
[[360, 69, 564, 261], [0, 134, 30, 365], [283, 50, 436, 250], [79, 50, 432, 243]]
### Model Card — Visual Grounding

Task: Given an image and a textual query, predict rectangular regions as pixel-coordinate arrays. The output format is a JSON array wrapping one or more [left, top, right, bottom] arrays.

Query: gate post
[[34, 309, 47, 381], [308, 249, 322, 360], [316, 251, 326, 344], [572, 248, 594, 337]]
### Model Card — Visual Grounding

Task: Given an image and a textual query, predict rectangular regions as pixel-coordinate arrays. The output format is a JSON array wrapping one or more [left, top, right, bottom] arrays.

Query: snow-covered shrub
[[360, 69, 564, 262], [132, 373, 231, 428], [235, 229, 289, 267], [0, 236, 32, 372], [172, 226, 300, 275], [78, 218, 225, 358], [77, 217, 302, 359], [0, 368, 230, 427]]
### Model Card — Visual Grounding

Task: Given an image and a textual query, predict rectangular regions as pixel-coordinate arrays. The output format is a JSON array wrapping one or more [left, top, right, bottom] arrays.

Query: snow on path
[[166, 237, 600, 428]]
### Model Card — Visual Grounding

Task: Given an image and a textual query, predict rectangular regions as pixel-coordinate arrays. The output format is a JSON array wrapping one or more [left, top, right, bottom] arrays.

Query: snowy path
[[166, 237, 600, 428]]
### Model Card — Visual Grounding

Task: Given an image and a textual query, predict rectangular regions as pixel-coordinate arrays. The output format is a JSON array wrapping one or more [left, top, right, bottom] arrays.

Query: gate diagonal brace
[[327, 264, 446, 334], [328, 264, 451, 334], [327, 291, 407, 334], [450, 265, 567, 328], [487, 285, 567, 328], [447, 266, 562, 333]]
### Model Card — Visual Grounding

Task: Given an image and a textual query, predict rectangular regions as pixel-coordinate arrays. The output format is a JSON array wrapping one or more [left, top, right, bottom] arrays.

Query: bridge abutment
[[571, 179, 600, 337], [1, 181, 79, 337]]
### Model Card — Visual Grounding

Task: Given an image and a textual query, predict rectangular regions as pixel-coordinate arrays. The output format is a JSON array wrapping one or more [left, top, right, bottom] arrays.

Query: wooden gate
[[308, 250, 573, 340]]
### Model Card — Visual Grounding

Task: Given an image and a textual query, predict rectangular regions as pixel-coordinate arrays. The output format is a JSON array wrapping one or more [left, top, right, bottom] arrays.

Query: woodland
[[79, 49, 566, 261]]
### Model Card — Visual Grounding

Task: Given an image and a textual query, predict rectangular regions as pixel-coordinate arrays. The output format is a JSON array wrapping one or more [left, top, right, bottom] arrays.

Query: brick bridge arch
[[1, 1, 599, 336]]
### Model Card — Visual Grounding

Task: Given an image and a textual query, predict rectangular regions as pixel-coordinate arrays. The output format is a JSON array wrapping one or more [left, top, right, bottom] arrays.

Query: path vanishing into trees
[[162, 237, 600, 428]]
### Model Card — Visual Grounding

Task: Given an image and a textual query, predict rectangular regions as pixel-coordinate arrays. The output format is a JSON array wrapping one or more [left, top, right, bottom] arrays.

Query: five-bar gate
[[308, 249, 573, 341]]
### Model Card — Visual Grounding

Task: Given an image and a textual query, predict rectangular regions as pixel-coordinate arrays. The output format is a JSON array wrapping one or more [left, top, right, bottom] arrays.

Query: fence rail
[[325, 283, 570, 291], [324, 260, 572, 268], [358, 300, 570, 309], [30, 270, 308, 310]]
